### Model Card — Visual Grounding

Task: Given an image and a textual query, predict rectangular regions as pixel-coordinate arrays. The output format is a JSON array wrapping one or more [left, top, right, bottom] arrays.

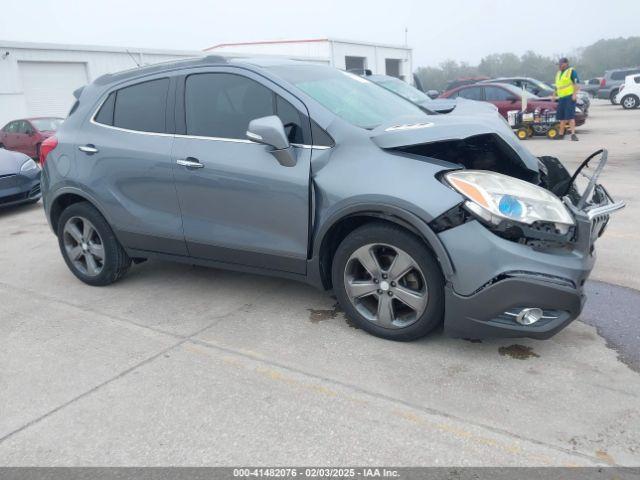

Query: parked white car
[[616, 74, 640, 109]]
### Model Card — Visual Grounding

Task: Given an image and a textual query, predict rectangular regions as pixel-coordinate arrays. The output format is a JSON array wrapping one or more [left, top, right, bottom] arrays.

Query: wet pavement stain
[[10, 230, 27, 236], [498, 344, 540, 360], [308, 303, 343, 323], [595, 449, 615, 465]]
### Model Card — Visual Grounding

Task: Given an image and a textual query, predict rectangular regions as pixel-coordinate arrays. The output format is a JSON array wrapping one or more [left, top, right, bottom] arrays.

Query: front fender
[[307, 199, 456, 289]]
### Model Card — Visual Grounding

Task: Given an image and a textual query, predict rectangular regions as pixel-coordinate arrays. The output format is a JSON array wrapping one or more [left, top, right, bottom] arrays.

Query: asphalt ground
[[0, 99, 638, 466]]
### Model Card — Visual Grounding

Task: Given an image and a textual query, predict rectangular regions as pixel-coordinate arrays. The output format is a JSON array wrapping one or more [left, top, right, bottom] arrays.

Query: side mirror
[[26, 129, 35, 136], [246, 115, 296, 167], [509, 97, 518, 103], [426, 89, 440, 99]]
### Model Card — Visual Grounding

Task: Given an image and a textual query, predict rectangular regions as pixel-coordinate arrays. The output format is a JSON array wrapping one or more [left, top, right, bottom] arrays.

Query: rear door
[[13, 121, 31, 155], [76, 75, 187, 255], [171, 68, 312, 274]]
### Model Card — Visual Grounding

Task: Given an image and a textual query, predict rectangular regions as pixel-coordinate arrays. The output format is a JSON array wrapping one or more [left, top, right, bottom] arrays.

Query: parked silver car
[[41, 57, 623, 341], [597, 67, 640, 104]]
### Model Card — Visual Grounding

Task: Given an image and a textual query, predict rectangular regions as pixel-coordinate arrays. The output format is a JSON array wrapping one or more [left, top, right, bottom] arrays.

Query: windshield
[[499, 83, 539, 99], [372, 76, 432, 104], [267, 65, 427, 129], [31, 118, 63, 131], [526, 79, 554, 95]]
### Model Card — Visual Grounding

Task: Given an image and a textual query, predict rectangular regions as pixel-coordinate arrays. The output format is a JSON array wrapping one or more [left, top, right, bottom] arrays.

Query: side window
[[6, 122, 17, 133], [94, 92, 116, 126], [484, 87, 513, 101], [458, 87, 483, 101], [311, 121, 335, 148], [111, 78, 169, 133], [275, 95, 307, 144], [635, 76, 640, 84], [16, 121, 29, 134], [186, 73, 274, 139], [611, 71, 625, 81]]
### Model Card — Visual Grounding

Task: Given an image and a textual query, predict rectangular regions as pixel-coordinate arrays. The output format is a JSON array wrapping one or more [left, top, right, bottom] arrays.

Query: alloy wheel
[[62, 216, 105, 277], [623, 96, 637, 109], [343, 243, 428, 329]]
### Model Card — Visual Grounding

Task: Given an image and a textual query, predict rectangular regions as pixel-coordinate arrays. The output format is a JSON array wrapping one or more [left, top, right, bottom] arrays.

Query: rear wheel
[[332, 223, 444, 341], [547, 127, 559, 139], [57, 202, 131, 286], [621, 95, 639, 110]]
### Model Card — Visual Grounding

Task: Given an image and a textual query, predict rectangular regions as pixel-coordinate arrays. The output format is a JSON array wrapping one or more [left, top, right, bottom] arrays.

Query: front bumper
[[0, 171, 41, 208], [438, 152, 623, 339], [444, 274, 584, 339], [439, 220, 592, 339]]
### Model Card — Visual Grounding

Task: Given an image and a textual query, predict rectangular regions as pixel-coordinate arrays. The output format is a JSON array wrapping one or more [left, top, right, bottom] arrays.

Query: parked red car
[[0, 117, 64, 160], [439, 83, 586, 126]]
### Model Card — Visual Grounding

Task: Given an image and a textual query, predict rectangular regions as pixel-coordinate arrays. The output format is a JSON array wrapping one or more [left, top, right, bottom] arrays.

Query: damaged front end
[[431, 148, 624, 253]]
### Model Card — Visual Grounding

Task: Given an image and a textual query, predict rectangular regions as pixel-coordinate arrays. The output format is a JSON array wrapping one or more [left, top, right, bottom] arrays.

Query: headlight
[[20, 159, 39, 172], [445, 170, 575, 230]]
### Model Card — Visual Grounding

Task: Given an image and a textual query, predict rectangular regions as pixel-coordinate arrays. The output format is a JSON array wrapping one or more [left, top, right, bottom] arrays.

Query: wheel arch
[[48, 188, 112, 235], [310, 204, 454, 290]]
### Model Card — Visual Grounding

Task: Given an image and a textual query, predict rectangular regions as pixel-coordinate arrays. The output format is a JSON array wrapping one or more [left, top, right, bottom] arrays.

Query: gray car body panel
[[42, 56, 609, 338]]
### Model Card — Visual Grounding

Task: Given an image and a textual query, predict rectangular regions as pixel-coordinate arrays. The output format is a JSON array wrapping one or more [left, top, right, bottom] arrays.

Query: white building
[[0, 41, 199, 126], [205, 38, 413, 80], [0, 38, 414, 128]]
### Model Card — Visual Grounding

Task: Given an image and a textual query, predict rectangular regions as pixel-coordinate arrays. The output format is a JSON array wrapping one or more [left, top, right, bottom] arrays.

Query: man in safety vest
[[553, 57, 581, 141]]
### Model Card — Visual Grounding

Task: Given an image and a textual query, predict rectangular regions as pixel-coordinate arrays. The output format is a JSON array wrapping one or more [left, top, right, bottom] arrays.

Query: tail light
[[600, 78, 606, 88], [39, 136, 58, 166]]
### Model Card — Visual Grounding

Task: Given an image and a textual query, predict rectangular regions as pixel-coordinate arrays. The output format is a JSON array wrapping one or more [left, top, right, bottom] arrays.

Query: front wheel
[[610, 90, 619, 105], [621, 95, 639, 109], [332, 223, 444, 341], [57, 202, 131, 286]]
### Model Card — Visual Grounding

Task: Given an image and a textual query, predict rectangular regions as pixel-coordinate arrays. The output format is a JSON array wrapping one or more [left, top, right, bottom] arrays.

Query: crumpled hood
[[0, 148, 31, 176], [369, 112, 541, 173]]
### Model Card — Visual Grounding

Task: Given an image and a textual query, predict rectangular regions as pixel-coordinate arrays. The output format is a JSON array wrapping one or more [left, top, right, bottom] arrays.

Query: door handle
[[78, 144, 99, 154], [176, 157, 204, 169]]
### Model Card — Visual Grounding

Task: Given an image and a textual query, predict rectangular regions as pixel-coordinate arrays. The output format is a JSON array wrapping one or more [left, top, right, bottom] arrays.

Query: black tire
[[332, 222, 445, 341], [621, 94, 639, 110], [57, 202, 131, 286], [610, 89, 619, 105]]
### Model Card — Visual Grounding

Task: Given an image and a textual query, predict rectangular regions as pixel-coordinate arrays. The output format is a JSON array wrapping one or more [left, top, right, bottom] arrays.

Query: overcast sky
[[2, 0, 639, 67]]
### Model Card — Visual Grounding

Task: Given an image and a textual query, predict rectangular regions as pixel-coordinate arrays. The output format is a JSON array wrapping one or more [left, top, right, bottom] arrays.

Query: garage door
[[19, 61, 88, 118]]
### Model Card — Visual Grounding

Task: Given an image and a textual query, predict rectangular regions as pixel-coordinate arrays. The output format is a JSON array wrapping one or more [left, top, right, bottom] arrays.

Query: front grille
[[0, 191, 29, 205], [29, 183, 41, 198]]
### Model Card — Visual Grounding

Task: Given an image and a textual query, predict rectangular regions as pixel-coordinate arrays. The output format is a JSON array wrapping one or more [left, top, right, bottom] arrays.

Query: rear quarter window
[[94, 78, 170, 133]]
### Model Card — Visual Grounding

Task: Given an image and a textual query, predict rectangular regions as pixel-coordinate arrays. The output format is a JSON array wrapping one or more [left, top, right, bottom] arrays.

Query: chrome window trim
[[90, 92, 333, 149]]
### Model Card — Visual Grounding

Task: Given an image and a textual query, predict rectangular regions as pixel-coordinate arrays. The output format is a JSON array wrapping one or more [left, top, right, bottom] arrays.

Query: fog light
[[516, 308, 543, 326]]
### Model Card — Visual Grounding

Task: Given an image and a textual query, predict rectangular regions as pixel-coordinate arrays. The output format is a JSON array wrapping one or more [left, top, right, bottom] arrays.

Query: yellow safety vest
[[555, 67, 575, 98]]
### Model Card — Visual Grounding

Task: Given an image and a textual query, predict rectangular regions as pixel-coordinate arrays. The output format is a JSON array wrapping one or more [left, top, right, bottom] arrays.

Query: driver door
[[171, 69, 312, 274]]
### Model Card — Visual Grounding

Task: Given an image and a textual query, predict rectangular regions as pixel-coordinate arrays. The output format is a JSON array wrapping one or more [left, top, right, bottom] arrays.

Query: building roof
[[205, 37, 411, 52], [0, 39, 201, 57]]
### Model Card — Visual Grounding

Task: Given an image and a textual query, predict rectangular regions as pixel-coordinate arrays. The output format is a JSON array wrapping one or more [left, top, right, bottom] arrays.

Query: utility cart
[[507, 109, 561, 140]]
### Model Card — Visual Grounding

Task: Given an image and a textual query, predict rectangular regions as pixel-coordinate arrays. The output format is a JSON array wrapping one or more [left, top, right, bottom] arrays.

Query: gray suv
[[41, 56, 623, 341], [598, 67, 640, 104]]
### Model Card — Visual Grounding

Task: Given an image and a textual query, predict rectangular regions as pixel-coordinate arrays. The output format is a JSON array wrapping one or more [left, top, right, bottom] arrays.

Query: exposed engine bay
[[393, 133, 540, 183]]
